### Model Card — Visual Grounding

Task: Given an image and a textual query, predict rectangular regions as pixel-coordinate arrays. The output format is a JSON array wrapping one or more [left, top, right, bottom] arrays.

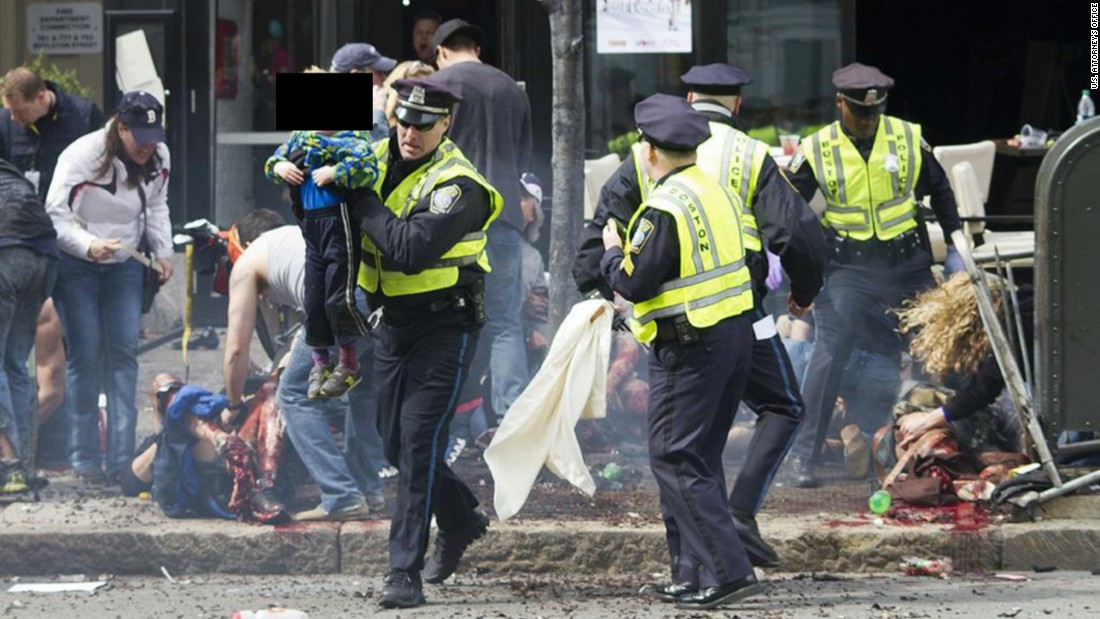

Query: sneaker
[[841, 424, 871, 480], [365, 492, 386, 512], [318, 363, 362, 398], [378, 465, 399, 479], [378, 569, 425, 609], [292, 502, 371, 522], [307, 365, 331, 399], [445, 437, 467, 466], [423, 510, 490, 584], [0, 460, 28, 494]]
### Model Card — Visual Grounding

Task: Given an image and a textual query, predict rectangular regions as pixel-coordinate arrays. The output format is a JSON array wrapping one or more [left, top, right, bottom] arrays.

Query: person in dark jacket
[[1, 67, 104, 201], [573, 64, 827, 569], [2, 67, 103, 471], [430, 19, 534, 424], [348, 79, 499, 610], [0, 157, 58, 493]]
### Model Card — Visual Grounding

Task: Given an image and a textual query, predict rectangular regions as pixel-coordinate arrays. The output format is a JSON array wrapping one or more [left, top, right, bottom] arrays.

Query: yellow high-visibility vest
[[801, 116, 922, 241], [358, 139, 502, 297], [696, 121, 764, 252], [623, 165, 755, 344]]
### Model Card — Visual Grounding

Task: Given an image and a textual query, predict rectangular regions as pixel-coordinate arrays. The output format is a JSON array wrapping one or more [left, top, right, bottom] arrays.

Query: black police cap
[[680, 63, 752, 96], [394, 78, 463, 125], [832, 62, 894, 107], [634, 93, 711, 152]]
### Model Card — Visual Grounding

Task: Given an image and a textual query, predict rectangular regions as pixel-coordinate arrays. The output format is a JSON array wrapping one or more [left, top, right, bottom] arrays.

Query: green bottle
[[600, 462, 623, 482], [868, 489, 892, 515]]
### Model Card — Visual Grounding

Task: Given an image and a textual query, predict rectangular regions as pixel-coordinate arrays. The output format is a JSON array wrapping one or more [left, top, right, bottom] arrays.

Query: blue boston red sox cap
[[116, 91, 165, 145]]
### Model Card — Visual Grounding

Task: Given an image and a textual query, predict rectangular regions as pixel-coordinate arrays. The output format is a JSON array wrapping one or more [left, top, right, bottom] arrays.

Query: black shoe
[[675, 574, 763, 610], [787, 454, 819, 488], [731, 510, 780, 568], [378, 569, 425, 609], [423, 511, 490, 584], [250, 482, 289, 524], [644, 580, 698, 602], [75, 467, 106, 485], [173, 327, 219, 350]]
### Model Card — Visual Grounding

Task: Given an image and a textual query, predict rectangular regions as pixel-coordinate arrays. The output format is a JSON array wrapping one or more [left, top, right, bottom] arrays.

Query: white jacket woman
[[45, 91, 174, 484]]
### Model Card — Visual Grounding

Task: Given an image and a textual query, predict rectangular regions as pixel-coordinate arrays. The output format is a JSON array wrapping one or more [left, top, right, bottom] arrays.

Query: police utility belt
[[831, 229, 922, 265], [368, 280, 487, 327], [655, 315, 701, 345]]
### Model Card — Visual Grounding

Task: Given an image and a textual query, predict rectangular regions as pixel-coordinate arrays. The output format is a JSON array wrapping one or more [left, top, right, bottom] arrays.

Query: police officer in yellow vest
[[348, 79, 500, 609], [574, 64, 827, 569], [784, 63, 963, 487], [601, 94, 763, 611]]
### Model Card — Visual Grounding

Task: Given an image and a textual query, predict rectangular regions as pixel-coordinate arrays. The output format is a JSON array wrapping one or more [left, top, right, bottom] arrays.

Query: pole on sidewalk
[[540, 0, 585, 337]]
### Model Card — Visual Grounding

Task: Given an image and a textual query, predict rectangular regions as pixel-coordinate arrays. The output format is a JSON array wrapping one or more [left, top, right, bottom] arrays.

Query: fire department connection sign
[[27, 3, 103, 54]]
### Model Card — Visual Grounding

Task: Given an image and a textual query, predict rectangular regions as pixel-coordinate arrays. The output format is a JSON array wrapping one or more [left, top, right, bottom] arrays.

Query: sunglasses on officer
[[397, 117, 440, 132]]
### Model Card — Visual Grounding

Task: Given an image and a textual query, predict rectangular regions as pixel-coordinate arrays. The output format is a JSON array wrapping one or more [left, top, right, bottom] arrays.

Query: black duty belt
[[832, 230, 923, 265], [372, 280, 487, 325], [655, 315, 701, 345]]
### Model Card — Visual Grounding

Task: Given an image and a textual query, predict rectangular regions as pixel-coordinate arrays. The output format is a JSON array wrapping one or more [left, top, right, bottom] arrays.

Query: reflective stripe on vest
[[631, 141, 655, 201], [358, 139, 503, 297], [696, 122, 764, 252], [801, 116, 922, 241], [624, 166, 754, 343]]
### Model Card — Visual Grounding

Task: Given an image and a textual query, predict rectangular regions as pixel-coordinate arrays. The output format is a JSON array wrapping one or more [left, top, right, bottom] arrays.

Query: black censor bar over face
[[275, 73, 376, 131]]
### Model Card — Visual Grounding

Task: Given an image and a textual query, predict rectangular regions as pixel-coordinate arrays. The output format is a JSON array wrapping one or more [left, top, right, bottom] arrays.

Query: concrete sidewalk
[[2, 492, 1098, 578]]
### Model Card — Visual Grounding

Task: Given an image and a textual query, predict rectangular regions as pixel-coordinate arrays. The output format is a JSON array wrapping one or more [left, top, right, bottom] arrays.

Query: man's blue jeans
[[52, 254, 143, 478], [0, 247, 57, 457], [783, 339, 901, 436], [839, 348, 901, 435], [277, 291, 385, 512], [480, 223, 529, 417]]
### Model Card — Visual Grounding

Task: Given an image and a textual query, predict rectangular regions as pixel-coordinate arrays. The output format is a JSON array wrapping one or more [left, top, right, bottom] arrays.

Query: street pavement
[[2, 571, 1097, 618]]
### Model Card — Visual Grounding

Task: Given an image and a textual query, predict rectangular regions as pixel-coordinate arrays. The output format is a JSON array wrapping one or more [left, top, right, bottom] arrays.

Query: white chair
[[934, 140, 996, 206], [951, 161, 1033, 266], [583, 153, 622, 219]]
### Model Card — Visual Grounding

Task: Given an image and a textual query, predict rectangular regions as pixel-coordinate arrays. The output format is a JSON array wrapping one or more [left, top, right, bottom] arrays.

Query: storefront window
[[585, 2, 694, 157], [585, 0, 843, 157], [213, 0, 317, 225], [727, 0, 842, 146]]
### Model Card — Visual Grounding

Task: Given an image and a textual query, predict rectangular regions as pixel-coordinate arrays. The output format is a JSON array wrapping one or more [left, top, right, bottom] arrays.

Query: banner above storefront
[[596, 0, 693, 55]]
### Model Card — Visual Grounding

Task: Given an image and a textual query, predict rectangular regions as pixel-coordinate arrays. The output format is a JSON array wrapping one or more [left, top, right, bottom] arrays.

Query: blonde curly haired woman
[[381, 61, 435, 127], [894, 273, 1032, 448]]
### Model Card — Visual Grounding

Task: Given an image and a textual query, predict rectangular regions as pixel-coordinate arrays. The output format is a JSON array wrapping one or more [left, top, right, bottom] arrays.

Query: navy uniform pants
[[374, 308, 482, 573], [790, 248, 934, 464], [648, 314, 755, 588], [729, 306, 805, 515], [725, 253, 804, 515]]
